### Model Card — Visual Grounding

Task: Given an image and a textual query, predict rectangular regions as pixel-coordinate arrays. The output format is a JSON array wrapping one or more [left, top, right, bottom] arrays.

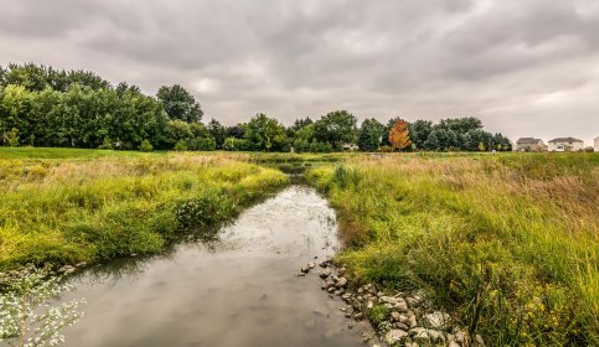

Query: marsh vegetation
[[309, 152, 599, 345], [0, 149, 288, 270]]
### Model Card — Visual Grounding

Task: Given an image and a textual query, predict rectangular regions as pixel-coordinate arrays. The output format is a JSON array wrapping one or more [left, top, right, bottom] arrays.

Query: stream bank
[[60, 185, 372, 347]]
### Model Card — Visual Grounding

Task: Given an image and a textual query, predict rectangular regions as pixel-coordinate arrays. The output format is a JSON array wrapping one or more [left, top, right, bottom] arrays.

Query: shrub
[[175, 190, 236, 230], [187, 137, 216, 151], [174, 139, 187, 151], [139, 140, 154, 152], [223, 137, 250, 151], [98, 138, 114, 150], [5, 128, 20, 147], [0, 265, 86, 346]]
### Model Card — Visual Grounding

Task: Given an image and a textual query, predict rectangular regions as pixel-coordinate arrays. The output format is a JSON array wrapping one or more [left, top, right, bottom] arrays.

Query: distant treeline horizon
[[0, 63, 512, 152]]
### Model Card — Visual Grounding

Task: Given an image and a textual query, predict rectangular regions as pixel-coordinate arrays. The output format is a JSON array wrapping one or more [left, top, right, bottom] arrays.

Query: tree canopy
[[156, 84, 203, 123], [313, 110, 358, 149], [0, 63, 513, 153]]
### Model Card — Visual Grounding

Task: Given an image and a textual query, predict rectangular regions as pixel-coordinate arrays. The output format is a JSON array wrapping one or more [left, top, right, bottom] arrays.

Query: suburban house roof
[[516, 137, 542, 144], [548, 137, 584, 143]]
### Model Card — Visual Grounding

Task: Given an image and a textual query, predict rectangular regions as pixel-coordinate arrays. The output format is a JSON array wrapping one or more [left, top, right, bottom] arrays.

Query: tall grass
[[308, 153, 599, 346], [0, 153, 289, 270]]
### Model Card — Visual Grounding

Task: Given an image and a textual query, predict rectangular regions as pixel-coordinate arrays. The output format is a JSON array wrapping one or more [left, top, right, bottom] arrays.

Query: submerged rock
[[319, 268, 332, 279]]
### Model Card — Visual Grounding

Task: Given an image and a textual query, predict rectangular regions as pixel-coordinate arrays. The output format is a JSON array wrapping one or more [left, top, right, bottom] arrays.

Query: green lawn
[[0, 146, 161, 159]]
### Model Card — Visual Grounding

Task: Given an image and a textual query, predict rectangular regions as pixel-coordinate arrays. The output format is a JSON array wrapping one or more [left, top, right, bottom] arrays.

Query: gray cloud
[[1, 0, 598, 144]]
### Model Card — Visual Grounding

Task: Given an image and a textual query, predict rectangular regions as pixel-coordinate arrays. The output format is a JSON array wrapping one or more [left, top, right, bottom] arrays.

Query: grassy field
[[0, 148, 289, 270], [308, 152, 599, 346], [3, 147, 599, 345]]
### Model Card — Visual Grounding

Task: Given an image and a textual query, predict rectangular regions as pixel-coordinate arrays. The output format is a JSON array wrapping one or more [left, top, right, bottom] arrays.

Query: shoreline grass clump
[[0, 152, 289, 270], [307, 153, 599, 346]]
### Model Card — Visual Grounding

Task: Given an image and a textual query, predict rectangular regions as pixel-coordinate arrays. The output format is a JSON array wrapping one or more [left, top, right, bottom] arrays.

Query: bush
[[139, 140, 154, 152], [98, 138, 114, 150], [292, 139, 311, 153], [187, 137, 216, 151], [174, 139, 187, 151], [309, 140, 334, 153], [223, 137, 250, 151], [0, 265, 85, 346], [5, 128, 20, 147], [175, 190, 236, 230]]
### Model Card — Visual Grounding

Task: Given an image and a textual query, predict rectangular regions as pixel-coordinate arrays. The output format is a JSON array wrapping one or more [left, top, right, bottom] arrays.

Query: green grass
[[0, 150, 289, 270], [0, 146, 162, 159], [307, 152, 599, 346]]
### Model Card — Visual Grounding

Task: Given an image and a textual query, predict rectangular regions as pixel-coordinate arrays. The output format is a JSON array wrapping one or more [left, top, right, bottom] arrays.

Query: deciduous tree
[[156, 84, 203, 123], [388, 119, 412, 151]]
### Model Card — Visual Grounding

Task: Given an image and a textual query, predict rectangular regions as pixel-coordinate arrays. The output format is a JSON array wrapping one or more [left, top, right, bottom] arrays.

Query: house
[[515, 137, 546, 152], [595, 136, 599, 152], [548, 137, 585, 152]]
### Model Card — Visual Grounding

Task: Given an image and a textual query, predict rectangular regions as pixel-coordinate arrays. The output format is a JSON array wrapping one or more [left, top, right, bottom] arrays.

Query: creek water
[[61, 185, 368, 347]]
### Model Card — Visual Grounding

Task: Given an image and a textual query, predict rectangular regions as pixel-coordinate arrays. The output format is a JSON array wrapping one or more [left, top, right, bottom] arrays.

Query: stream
[[61, 185, 370, 347]]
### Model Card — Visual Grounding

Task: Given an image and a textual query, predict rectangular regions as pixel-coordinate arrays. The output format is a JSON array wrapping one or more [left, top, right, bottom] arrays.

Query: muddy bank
[[60, 186, 371, 347]]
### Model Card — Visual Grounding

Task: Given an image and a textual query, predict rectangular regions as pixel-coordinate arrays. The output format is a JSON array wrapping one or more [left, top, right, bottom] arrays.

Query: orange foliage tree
[[389, 119, 412, 151]]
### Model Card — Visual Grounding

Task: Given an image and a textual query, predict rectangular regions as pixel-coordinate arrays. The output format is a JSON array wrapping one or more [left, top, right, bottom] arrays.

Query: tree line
[[0, 63, 512, 152]]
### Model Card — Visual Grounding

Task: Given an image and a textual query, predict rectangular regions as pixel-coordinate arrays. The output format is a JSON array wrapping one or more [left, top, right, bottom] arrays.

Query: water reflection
[[62, 186, 367, 347]]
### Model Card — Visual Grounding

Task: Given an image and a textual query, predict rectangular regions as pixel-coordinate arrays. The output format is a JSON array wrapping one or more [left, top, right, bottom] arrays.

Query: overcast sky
[[1, 0, 598, 144]]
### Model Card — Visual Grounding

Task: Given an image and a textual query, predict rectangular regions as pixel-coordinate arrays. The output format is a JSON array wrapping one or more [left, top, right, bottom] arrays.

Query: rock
[[300, 267, 310, 274], [354, 312, 364, 320], [391, 311, 401, 322], [428, 330, 446, 343], [476, 334, 486, 347], [336, 277, 348, 288], [410, 327, 429, 340], [341, 293, 352, 302], [327, 286, 336, 294], [338, 267, 346, 275], [406, 296, 420, 308], [319, 269, 332, 279], [307, 261, 316, 269], [399, 314, 409, 324], [408, 314, 418, 328], [130, 253, 138, 257], [75, 262, 87, 268], [64, 268, 76, 275], [366, 301, 374, 309], [422, 311, 451, 330], [385, 329, 409, 344], [59, 265, 75, 273], [394, 322, 410, 331], [410, 328, 445, 344], [348, 323, 354, 330], [344, 313, 352, 319], [380, 296, 409, 312], [313, 305, 329, 317], [455, 330, 468, 344], [297, 273, 306, 277], [449, 342, 461, 347], [334, 289, 344, 296], [319, 261, 330, 268]]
